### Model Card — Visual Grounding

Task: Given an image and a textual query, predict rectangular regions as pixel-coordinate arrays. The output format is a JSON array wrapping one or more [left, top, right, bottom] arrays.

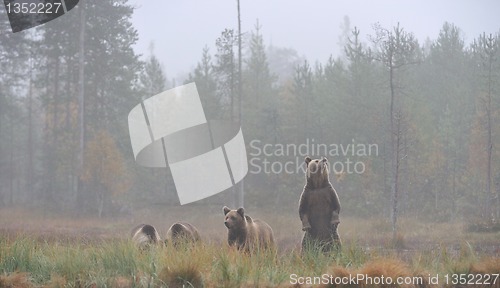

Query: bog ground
[[0, 206, 498, 287]]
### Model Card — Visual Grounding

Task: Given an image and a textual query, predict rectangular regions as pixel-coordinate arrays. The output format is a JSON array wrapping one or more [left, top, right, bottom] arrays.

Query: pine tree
[[293, 60, 313, 139], [0, 17, 31, 206], [214, 29, 238, 120], [427, 23, 470, 218], [186, 46, 219, 119], [35, 0, 141, 213], [371, 23, 420, 239], [470, 32, 499, 219], [139, 52, 167, 97], [243, 21, 277, 142]]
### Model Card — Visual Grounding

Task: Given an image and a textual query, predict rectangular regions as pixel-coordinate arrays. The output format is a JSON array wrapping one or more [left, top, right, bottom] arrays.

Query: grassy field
[[0, 206, 499, 287]]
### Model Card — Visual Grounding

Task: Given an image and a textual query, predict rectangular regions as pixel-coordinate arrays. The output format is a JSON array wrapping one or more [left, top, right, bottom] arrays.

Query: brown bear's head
[[223, 206, 245, 229], [305, 156, 330, 188]]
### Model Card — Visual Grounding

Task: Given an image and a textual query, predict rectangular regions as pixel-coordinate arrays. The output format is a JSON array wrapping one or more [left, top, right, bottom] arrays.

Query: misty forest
[[1, 1, 500, 233], [1, 1, 500, 287]]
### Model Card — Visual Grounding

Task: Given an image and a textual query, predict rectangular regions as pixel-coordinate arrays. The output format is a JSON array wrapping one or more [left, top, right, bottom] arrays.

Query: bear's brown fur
[[131, 224, 161, 249], [165, 222, 201, 246], [223, 206, 275, 251], [298, 156, 341, 252]]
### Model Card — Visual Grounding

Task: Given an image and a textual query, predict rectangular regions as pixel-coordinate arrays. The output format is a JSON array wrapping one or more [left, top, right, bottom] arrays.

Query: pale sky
[[131, 1, 499, 81]]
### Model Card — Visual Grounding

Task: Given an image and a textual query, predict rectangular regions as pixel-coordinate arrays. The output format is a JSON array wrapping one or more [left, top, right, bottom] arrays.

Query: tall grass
[[1, 236, 497, 287]]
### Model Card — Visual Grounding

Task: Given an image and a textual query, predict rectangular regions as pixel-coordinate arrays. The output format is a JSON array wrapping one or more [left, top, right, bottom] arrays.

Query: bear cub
[[299, 156, 341, 252], [131, 224, 161, 249], [165, 222, 201, 246], [223, 206, 275, 251]]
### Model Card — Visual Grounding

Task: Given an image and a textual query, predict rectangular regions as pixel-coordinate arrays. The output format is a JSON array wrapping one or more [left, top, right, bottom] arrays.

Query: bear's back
[[166, 222, 201, 243], [249, 219, 274, 247]]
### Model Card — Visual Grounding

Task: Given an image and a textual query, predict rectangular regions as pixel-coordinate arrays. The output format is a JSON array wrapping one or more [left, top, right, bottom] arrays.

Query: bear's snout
[[224, 221, 230, 228]]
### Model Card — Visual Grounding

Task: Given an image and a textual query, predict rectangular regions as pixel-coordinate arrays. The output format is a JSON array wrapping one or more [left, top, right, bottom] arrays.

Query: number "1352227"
[[6, 2, 62, 14]]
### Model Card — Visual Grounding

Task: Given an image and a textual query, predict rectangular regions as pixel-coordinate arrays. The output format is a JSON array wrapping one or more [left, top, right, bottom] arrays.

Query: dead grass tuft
[[411, 270, 438, 288], [109, 276, 133, 288], [470, 257, 500, 274], [359, 258, 413, 288], [320, 265, 356, 288], [159, 263, 203, 288], [0, 272, 33, 288], [468, 257, 500, 288]]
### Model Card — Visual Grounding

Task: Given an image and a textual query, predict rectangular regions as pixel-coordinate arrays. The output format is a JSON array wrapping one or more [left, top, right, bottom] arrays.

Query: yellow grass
[[0, 206, 498, 287]]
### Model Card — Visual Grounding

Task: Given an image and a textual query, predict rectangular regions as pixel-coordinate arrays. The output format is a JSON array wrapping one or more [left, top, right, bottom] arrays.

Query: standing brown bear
[[223, 206, 275, 252], [299, 156, 341, 252]]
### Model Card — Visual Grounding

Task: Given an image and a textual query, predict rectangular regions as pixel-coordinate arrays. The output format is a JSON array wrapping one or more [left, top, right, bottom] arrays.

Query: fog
[[130, 0, 500, 80]]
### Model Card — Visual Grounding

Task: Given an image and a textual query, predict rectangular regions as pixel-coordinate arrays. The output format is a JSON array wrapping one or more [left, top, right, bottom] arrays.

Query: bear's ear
[[305, 156, 312, 165], [223, 206, 231, 215], [321, 157, 328, 163], [237, 207, 245, 218]]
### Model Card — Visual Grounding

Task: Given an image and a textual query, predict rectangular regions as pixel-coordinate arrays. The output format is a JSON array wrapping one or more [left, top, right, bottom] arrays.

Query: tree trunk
[[236, 0, 244, 208], [76, 3, 86, 214], [8, 99, 15, 205], [486, 57, 493, 219], [388, 58, 399, 239], [97, 191, 104, 218], [27, 52, 34, 198], [392, 112, 401, 240], [0, 91, 3, 207]]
